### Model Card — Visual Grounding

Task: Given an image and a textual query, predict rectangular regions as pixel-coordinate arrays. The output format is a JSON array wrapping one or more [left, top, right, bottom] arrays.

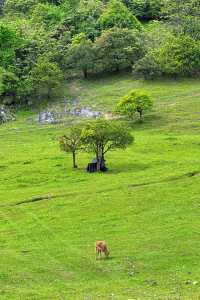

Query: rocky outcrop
[[0, 106, 16, 124]]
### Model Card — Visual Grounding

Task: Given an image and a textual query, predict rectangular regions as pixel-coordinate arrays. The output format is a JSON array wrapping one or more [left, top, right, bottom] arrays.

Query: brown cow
[[95, 241, 109, 259]]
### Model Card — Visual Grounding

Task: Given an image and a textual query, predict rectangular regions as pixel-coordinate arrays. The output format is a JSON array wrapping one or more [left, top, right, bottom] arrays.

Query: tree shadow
[[127, 114, 166, 131], [107, 162, 149, 175]]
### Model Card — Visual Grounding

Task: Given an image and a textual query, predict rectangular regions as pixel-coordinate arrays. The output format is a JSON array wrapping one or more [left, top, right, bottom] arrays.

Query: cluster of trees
[[60, 119, 133, 170], [0, 0, 199, 107]]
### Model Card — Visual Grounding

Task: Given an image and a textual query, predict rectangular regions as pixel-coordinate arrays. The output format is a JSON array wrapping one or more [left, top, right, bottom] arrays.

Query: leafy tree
[[133, 51, 161, 79], [70, 0, 103, 40], [3, 0, 40, 15], [117, 90, 153, 120], [0, 22, 21, 68], [30, 3, 65, 30], [99, 0, 142, 30], [162, 0, 200, 40], [134, 35, 200, 78], [30, 57, 63, 102], [94, 28, 143, 73], [81, 119, 134, 170], [66, 33, 94, 78], [59, 125, 83, 169], [0, 67, 19, 104], [157, 35, 200, 77]]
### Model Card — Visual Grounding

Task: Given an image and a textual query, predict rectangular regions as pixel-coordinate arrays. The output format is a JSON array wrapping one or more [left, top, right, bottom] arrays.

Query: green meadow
[[1, 74, 200, 299]]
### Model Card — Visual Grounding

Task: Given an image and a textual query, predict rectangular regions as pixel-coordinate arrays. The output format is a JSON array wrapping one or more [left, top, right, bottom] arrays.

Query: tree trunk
[[96, 152, 101, 171], [115, 65, 120, 73], [72, 151, 77, 168], [47, 88, 51, 100], [101, 146, 105, 161], [83, 68, 88, 79], [139, 110, 143, 121]]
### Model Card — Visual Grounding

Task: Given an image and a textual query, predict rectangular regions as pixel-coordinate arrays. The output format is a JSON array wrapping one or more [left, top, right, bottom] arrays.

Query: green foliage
[[30, 3, 65, 30], [82, 119, 133, 169], [0, 22, 21, 68], [117, 90, 153, 120], [66, 33, 94, 78], [0, 0, 199, 107], [0, 67, 19, 104], [4, 0, 41, 15], [162, 0, 200, 40], [157, 35, 200, 77], [134, 35, 200, 78], [94, 28, 143, 73], [30, 57, 63, 102], [0, 0, 4, 14], [70, 0, 104, 40], [99, 0, 142, 30]]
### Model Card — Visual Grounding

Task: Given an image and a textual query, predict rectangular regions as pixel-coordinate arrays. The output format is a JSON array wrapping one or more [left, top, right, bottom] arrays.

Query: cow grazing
[[95, 241, 109, 259]]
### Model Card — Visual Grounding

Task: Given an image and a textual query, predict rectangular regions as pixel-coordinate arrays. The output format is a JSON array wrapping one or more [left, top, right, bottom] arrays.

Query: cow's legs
[[96, 250, 100, 260]]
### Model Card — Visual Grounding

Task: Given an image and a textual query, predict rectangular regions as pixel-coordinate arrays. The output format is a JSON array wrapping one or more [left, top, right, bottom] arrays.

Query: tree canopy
[[0, 0, 198, 106], [117, 90, 153, 120], [98, 0, 142, 30], [82, 119, 134, 170]]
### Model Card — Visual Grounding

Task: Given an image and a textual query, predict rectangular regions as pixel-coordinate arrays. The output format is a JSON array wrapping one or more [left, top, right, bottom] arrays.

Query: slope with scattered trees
[[0, 0, 199, 108]]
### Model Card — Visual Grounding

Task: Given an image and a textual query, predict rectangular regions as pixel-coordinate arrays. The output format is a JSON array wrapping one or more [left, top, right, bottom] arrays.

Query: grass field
[[1, 74, 200, 299]]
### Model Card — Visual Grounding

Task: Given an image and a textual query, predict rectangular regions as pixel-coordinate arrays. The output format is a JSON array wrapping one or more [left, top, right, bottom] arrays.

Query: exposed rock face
[[70, 107, 102, 118], [0, 106, 16, 124], [38, 98, 102, 124], [38, 111, 56, 124]]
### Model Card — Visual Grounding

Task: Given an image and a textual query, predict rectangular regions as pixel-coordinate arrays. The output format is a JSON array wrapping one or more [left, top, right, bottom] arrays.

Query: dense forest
[[0, 0, 199, 107]]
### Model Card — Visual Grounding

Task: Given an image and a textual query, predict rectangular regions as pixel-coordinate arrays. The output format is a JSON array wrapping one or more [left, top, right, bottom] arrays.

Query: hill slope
[[1, 75, 200, 299]]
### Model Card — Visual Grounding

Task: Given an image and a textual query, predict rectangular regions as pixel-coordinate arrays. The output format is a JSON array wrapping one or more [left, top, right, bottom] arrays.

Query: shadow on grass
[[127, 114, 166, 131], [96, 256, 115, 261], [108, 162, 149, 175]]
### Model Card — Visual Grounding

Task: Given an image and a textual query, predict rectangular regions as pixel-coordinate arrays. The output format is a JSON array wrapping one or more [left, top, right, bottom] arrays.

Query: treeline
[[0, 0, 199, 106]]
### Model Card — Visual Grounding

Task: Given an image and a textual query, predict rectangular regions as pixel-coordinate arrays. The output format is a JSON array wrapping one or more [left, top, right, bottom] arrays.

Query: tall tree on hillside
[[65, 33, 94, 78], [81, 120, 134, 171], [94, 28, 143, 73], [30, 57, 63, 102]]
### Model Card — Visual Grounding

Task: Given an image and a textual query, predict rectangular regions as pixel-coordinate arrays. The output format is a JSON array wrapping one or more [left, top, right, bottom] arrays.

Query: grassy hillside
[[1, 75, 200, 300]]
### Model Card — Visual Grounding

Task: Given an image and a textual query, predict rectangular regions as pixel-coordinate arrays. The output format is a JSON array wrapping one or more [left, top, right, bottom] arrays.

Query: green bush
[[117, 90, 153, 120], [134, 35, 200, 78], [98, 0, 142, 30]]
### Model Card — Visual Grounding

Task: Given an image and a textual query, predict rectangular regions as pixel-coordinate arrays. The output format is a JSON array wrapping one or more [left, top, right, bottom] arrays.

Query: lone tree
[[81, 119, 134, 171], [117, 90, 153, 120], [59, 125, 82, 169]]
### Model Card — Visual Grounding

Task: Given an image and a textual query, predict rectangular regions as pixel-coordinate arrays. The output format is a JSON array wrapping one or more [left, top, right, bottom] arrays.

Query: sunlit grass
[[1, 74, 200, 299]]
